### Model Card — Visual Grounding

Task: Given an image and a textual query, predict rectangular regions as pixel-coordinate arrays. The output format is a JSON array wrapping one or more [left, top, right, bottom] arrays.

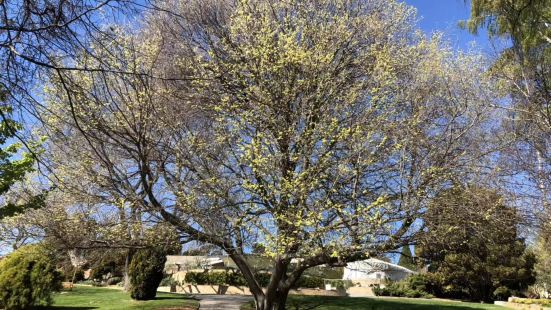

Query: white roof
[[345, 258, 416, 274], [165, 255, 225, 267], [166, 255, 209, 265], [205, 257, 224, 265]]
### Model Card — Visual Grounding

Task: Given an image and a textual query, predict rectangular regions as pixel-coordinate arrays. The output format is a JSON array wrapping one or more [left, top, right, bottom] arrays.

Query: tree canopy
[[38, 0, 496, 308], [0, 1, 548, 309], [417, 186, 536, 302]]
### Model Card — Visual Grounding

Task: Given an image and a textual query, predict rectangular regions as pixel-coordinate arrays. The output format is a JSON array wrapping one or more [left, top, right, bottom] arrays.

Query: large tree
[[41, 0, 496, 309], [417, 186, 536, 302]]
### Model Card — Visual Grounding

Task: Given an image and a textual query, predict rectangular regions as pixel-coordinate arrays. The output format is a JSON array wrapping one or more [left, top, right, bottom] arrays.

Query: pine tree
[[398, 245, 416, 271]]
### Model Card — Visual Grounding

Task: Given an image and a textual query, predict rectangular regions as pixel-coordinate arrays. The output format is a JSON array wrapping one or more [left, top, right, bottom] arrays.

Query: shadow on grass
[[35, 307, 98, 310], [278, 296, 499, 310], [152, 296, 198, 301]]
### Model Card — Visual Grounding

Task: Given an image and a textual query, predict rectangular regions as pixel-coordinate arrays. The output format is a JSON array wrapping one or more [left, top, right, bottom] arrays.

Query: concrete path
[[196, 294, 252, 310]]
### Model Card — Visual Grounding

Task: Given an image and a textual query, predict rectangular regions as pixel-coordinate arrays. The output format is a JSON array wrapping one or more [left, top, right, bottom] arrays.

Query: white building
[[343, 258, 416, 282], [165, 255, 225, 272]]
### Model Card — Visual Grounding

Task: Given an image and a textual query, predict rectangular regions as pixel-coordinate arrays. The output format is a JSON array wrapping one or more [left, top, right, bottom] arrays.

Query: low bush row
[[373, 273, 531, 301], [509, 297, 551, 306], [183, 271, 324, 288], [324, 279, 353, 290], [295, 276, 324, 289], [373, 274, 434, 298], [184, 270, 249, 286]]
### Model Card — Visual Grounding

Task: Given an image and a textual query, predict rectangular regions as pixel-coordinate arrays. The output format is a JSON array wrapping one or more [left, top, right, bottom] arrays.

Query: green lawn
[[50, 286, 507, 310], [242, 295, 506, 310], [50, 286, 199, 309]]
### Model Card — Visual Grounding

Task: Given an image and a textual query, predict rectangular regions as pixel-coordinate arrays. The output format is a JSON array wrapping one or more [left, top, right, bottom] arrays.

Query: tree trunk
[[253, 287, 291, 310], [536, 149, 549, 217], [123, 249, 134, 291], [275, 288, 290, 310], [227, 253, 300, 310]]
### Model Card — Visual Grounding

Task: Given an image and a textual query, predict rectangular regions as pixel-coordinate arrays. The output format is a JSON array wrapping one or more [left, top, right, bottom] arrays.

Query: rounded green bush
[[106, 276, 123, 285], [129, 248, 167, 300], [0, 245, 62, 310]]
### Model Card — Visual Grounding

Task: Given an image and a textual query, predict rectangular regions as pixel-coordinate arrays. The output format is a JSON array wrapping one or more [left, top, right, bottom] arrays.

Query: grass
[[242, 295, 506, 310], [49, 286, 507, 310], [49, 285, 199, 309]]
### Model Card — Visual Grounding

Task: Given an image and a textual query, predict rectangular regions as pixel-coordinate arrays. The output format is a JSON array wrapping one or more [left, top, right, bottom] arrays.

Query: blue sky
[[404, 0, 492, 51]]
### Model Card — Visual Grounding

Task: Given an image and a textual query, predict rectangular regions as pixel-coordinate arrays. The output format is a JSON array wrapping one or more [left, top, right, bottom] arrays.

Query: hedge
[[183, 271, 323, 288], [509, 297, 551, 306], [373, 274, 433, 298]]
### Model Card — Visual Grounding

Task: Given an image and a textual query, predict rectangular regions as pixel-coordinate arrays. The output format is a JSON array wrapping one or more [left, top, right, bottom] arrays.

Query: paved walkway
[[196, 294, 252, 310]]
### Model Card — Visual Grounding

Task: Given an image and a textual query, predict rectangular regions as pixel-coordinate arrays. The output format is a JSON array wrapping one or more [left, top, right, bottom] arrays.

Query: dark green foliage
[[373, 274, 433, 298], [106, 277, 123, 285], [184, 271, 207, 285], [303, 265, 343, 279], [534, 229, 551, 294], [205, 271, 227, 285], [0, 244, 63, 309], [398, 245, 416, 271], [407, 274, 442, 294], [255, 272, 271, 287], [226, 271, 248, 286], [90, 256, 125, 282], [465, 0, 551, 52], [85, 250, 126, 283], [90, 264, 114, 281], [74, 269, 86, 282], [159, 276, 180, 287], [183, 271, 322, 288], [418, 186, 536, 302], [184, 271, 260, 286], [0, 191, 47, 220], [322, 279, 353, 290], [0, 89, 37, 219], [294, 276, 324, 289], [129, 248, 167, 300], [493, 286, 512, 301], [63, 267, 85, 282]]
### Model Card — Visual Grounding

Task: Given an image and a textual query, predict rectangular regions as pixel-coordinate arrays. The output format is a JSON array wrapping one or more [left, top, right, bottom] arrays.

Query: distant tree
[[417, 186, 536, 302], [398, 246, 416, 271], [533, 225, 551, 296]]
